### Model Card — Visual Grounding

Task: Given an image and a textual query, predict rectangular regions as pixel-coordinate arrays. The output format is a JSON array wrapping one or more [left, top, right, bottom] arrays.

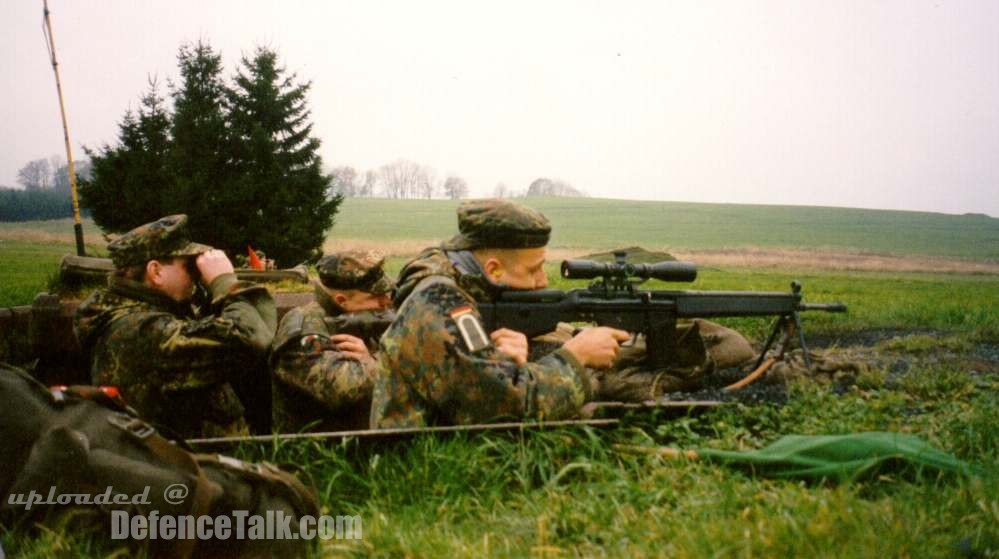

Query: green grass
[[5, 197, 999, 261], [0, 218, 103, 238], [236, 349, 999, 558], [0, 239, 107, 307], [9, 365, 995, 557], [3, 199, 997, 308], [330, 197, 999, 260], [2, 200, 998, 557], [5, 239, 998, 344]]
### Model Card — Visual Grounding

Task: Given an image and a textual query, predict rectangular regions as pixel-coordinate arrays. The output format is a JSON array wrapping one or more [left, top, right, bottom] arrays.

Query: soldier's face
[[152, 257, 196, 302], [495, 247, 548, 290]]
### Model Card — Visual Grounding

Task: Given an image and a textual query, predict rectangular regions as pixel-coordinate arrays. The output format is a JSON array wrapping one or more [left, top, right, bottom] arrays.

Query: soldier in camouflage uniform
[[74, 215, 276, 439], [371, 199, 630, 428], [270, 251, 395, 432]]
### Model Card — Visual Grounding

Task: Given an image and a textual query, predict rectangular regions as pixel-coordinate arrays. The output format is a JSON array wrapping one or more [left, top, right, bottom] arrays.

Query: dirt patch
[[322, 240, 998, 275], [7, 230, 995, 275], [662, 367, 793, 406], [806, 328, 946, 348], [659, 327, 999, 406], [668, 247, 999, 275], [322, 238, 439, 258], [0, 229, 101, 245]]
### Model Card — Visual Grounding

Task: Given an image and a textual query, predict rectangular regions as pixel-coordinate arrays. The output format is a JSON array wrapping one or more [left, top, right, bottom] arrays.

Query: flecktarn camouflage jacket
[[74, 274, 276, 438], [370, 247, 592, 428], [270, 286, 391, 432]]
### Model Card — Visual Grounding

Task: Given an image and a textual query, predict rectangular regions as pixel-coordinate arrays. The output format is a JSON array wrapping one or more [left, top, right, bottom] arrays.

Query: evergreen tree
[[168, 41, 234, 247], [79, 80, 173, 232], [78, 40, 340, 265], [0, 188, 74, 221], [226, 47, 340, 266]]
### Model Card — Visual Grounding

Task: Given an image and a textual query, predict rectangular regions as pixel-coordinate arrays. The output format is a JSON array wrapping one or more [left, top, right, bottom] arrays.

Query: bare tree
[[443, 175, 469, 199], [417, 166, 438, 199], [52, 158, 91, 195], [361, 169, 377, 197], [49, 155, 64, 180], [17, 158, 53, 190], [493, 182, 511, 198], [378, 159, 426, 198], [330, 165, 359, 197], [553, 179, 583, 197], [50, 155, 67, 193], [526, 177, 585, 197], [526, 178, 549, 196], [379, 159, 415, 198]]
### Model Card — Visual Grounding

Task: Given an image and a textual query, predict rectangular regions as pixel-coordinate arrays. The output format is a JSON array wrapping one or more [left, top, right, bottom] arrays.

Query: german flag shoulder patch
[[450, 305, 491, 353]]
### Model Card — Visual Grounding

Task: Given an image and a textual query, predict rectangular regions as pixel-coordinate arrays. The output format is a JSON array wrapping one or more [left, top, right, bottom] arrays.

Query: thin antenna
[[42, 0, 86, 256]]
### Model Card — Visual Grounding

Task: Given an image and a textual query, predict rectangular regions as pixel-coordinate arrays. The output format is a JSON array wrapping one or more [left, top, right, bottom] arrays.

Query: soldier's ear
[[333, 292, 349, 306], [145, 260, 163, 286], [482, 257, 505, 281]]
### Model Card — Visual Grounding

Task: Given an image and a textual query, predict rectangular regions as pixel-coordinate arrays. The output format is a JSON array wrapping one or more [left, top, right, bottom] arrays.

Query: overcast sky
[[4, 1, 997, 216]]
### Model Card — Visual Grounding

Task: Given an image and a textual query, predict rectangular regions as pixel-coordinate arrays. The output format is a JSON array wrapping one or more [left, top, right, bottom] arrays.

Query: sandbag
[[693, 319, 756, 369]]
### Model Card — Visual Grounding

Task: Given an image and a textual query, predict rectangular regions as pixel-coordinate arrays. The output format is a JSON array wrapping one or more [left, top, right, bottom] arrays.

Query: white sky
[[3, 1, 998, 216]]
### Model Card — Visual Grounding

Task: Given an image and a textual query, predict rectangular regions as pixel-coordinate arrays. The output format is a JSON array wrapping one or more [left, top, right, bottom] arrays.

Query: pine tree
[[226, 47, 340, 266], [168, 41, 234, 248], [79, 79, 173, 232], [79, 41, 340, 265]]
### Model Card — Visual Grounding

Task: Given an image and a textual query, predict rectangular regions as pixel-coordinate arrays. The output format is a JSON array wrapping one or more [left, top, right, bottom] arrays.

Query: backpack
[[0, 362, 319, 558]]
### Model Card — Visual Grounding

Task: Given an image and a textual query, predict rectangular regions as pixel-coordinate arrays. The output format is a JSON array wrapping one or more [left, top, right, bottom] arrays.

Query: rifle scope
[[561, 259, 698, 283]]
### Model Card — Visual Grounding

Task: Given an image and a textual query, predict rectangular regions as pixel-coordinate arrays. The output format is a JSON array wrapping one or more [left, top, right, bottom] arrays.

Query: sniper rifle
[[477, 251, 847, 369]]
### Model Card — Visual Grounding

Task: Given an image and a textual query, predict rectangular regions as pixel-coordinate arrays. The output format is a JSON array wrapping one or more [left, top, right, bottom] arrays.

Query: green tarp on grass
[[696, 432, 981, 482]]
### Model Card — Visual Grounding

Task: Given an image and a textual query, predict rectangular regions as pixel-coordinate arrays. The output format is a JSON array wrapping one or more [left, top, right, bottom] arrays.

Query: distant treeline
[[0, 187, 80, 222], [1, 156, 92, 222], [329, 161, 586, 200]]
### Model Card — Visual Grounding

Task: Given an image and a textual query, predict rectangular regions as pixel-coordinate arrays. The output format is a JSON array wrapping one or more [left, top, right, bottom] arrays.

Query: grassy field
[[2, 199, 998, 557], [327, 198, 999, 260], [6, 274, 997, 556], [2, 198, 998, 308], [0, 219, 107, 307]]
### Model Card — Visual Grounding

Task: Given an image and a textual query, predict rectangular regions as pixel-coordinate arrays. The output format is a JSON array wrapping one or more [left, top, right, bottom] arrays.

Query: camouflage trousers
[[532, 319, 757, 402]]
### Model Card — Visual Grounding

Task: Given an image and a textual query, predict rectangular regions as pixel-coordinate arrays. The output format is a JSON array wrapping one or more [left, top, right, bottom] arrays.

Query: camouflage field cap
[[107, 214, 212, 268], [442, 199, 551, 250], [317, 250, 395, 294]]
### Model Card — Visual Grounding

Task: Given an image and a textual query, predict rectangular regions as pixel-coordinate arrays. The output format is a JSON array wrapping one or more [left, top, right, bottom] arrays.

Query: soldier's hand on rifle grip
[[563, 327, 630, 369], [490, 328, 528, 366], [196, 249, 235, 285]]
